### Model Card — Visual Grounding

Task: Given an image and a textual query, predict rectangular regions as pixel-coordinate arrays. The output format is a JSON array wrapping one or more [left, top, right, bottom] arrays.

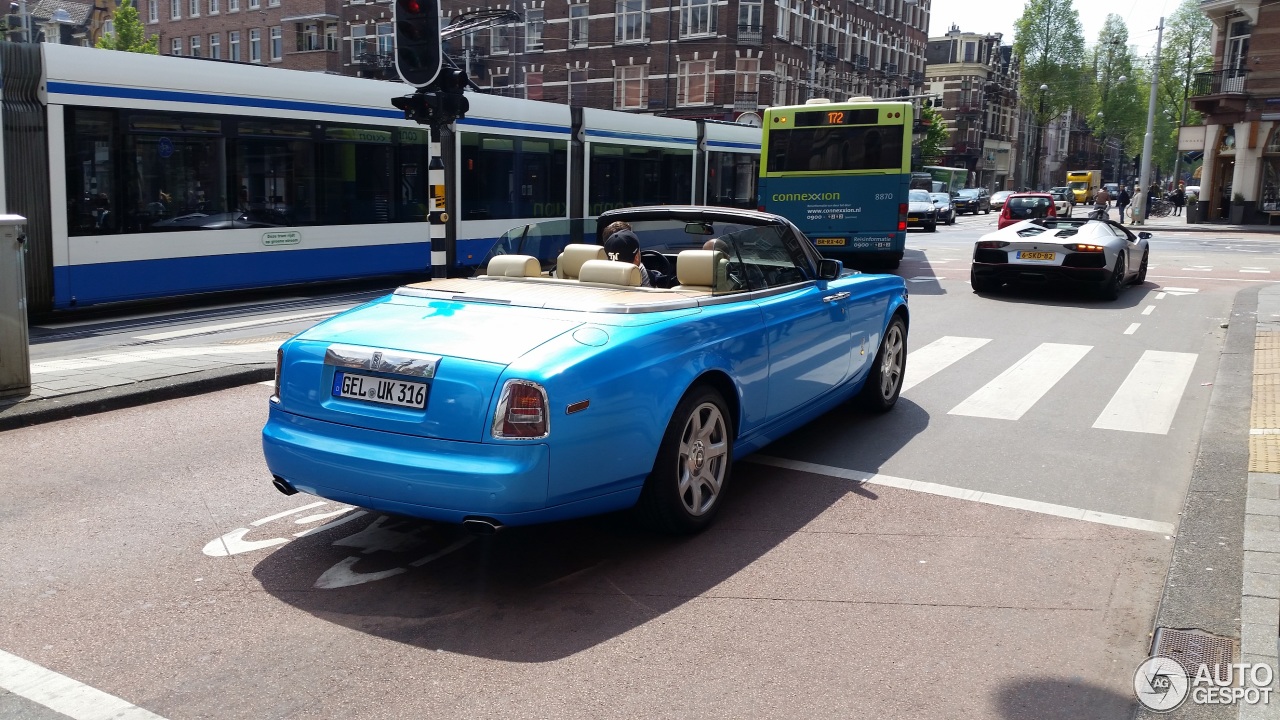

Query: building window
[[773, 62, 787, 104], [325, 23, 337, 50], [248, 0, 259, 9], [147, 0, 157, 22], [103, 19, 114, 35], [188, 0, 198, 16], [190, 35, 201, 57], [490, 23, 509, 54], [679, 59, 712, 105], [963, 41, 976, 62], [228, 0, 237, 11], [774, 0, 787, 39], [616, 0, 646, 43], [170, 0, 179, 19], [229, 30, 240, 60], [614, 65, 646, 109], [738, 0, 761, 33], [351, 24, 369, 58], [267, 0, 278, 7], [526, 71, 543, 100], [209, 0, 218, 12], [171, 37, 182, 54], [376, 22, 392, 55], [525, 9, 543, 50], [735, 57, 758, 94], [249, 28, 261, 62], [298, 22, 319, 51], [210, 33, 220, 58], [270, 26, 282, 60], [570, 68, 589, 103], [569, 3, 588, 48], [680, 0, 714, 36]]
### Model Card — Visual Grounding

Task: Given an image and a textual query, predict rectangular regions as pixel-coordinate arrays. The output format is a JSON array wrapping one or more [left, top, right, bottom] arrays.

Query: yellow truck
[[1065, 170, 1101, 205]]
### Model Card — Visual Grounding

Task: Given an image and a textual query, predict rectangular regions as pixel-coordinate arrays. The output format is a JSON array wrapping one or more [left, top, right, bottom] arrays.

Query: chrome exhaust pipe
[[462, 517, 503, 535], [272, 476, 298, 496]]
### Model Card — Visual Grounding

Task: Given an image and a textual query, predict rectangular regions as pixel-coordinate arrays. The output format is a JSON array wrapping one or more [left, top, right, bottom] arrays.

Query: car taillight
[[976, 241, 1009, 249], [492, 380, 550, 439], [1065, 243, 1105, 252], [897, 203, 907, 231], [757, 205, 766, 212], [272, 347, 283, 402]]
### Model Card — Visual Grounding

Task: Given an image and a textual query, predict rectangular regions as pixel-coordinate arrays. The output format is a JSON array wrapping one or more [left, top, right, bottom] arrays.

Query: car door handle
[[822, 292, 851, 303]]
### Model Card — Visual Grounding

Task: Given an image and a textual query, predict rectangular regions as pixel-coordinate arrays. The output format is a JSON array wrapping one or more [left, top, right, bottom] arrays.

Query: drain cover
[[1152, 628, 1236, 678]]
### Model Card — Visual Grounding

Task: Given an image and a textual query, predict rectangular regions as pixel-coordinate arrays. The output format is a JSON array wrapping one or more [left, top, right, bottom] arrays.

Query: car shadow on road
[[994, 677, 1139, 719], [973, 280, 1162, 311], [250, 400, 927, 662], [892, 248, 946, 296]]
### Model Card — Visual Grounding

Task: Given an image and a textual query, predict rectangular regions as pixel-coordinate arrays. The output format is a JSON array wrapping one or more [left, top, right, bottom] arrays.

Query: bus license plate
[[815, 238, 846, 246], [333, 372, 428, 409]]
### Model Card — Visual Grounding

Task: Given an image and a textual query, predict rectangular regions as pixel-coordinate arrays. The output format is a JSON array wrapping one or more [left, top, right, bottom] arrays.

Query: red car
[[997, 192, 1057, 229]]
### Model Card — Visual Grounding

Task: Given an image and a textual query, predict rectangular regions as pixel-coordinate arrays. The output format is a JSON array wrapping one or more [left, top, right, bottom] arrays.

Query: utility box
[[0, 215, 30, 397]]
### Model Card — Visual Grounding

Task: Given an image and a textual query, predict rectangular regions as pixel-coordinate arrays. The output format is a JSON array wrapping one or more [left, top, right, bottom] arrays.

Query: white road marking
[[1251, 429, 1280, 435], [202, 528, 290, 557], [1142, 305, 1156, 315], [949, 343, 1092, 421], [1161, 287, 1200, 295], [901, 336, 991, 392], [257, 380, 277, 387], [1181, 266, 1212, 272], [1124, 323, 1141, 335], [1156, 292, 1167, 300], [293, 510, 367, 538], [1092, 350, 1198, 435], [1242, 268, 1272, 274], [31, 342, 281, 374], [250, 501, 325, 527], [134, 311, 334, 341], [1153, 275, 1271, 283], [907, 275, 943, 283], [0, 647, 169, 720], [746, 456, 1175, 535]]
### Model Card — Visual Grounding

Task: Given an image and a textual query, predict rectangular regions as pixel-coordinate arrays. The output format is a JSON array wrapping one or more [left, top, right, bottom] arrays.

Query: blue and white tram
[[13, 43, 433, 312]]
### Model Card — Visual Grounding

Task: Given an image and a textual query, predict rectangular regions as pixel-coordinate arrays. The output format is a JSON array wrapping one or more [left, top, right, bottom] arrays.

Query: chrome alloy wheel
[[879, 323, 905, 401], [678, 402, 729, 516]]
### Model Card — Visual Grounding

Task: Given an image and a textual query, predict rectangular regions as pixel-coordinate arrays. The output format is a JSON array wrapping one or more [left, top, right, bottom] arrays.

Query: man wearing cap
[[603, 230, 675, 288]]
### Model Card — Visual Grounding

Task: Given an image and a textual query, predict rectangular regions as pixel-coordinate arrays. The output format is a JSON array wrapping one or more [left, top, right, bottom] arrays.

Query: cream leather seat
[[555, 244, 606, 279], [484, 254, 541, 278], [674, 250, 725, 291], [577, 259, 643, 287]]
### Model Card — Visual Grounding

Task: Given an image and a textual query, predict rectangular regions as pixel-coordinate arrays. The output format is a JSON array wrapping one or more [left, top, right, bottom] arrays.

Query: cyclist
[[1092, 187, 1112, 220]]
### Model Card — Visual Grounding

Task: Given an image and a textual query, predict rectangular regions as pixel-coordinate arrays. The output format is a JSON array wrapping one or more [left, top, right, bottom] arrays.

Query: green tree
[[1013, 0, 1088, 184], [915, 104, 948, 167], [1090, 15, 1145, 181], [96, 0, 158, 54], [1155, 0, 1213, 183]]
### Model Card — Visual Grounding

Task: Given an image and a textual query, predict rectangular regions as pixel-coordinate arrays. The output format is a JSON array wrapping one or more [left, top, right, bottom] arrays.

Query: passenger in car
[[603, 230, 676, 288]]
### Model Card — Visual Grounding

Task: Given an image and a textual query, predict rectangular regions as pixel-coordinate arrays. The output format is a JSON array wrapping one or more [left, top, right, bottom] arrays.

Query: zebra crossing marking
[[1142, 305, 1156, 315], [902, 336, 991, 393], [948, 343, 1092, 421], [1124, 323, 1141, 335], [1092, 350, 1198, 435], [746, 456, 1175, 535]]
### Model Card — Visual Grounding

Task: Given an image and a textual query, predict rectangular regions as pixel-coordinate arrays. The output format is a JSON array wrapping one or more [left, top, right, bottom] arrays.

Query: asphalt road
[[0, 221, 1258, 719]]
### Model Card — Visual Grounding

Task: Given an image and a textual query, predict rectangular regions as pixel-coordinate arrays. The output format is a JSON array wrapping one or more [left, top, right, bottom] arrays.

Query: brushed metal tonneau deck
[[394, 277, 715, 314]]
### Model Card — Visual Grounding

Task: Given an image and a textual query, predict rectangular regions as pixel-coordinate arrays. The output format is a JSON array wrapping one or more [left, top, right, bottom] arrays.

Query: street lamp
[[1032, 84, 1048, 190]]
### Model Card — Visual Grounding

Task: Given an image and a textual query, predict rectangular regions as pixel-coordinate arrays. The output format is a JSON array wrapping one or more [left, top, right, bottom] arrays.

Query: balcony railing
[[816, 43, 836, 62], [855, 55, 869, 71], [880, 62, 897, 74], [734, 91, 759, 111], [737, 24, 761, 46], [1192, 68, 1249, 97], [909, 71, 923, 84]]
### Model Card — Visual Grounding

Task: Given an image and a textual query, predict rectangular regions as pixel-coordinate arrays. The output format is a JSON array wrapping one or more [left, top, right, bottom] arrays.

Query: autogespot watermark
[[1134, 656, 1274, 712]]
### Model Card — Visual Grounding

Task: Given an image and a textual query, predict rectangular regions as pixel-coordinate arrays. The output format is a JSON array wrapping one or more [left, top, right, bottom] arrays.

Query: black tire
[[1099, 254, 1126, 300], [927, 219, 937, 232], [636, 385, 733, 534], [949, 214, 956, 225], [859, 315, 907, 413], [884, 256, 901, 270], [970, 267, 1000, 293], [983, 207, 990, 214], [1134, 250, 1149, 284]]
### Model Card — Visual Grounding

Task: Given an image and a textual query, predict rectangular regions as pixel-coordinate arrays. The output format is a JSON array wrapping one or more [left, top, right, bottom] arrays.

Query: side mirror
[[818, 258, 843, 280], [1138, 232, 1152, 240]]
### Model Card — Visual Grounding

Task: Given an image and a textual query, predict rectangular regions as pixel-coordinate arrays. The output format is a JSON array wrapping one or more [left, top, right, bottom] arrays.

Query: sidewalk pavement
[[1120, 209, 1279, 235]]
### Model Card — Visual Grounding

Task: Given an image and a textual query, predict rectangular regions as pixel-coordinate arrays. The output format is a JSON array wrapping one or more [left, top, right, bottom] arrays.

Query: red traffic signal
[[395, 0, 441, 87]]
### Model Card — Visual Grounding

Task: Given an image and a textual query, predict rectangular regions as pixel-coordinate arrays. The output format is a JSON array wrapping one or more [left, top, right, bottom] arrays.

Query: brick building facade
[[140, 0, 341, 72]]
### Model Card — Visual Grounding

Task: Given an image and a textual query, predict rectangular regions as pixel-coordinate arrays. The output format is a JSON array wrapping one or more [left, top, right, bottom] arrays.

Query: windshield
[[909, 190, 931, 202], [1068, 181, 1088, 190], [929, 193, 949, 203], [956, 190, 978, 198]]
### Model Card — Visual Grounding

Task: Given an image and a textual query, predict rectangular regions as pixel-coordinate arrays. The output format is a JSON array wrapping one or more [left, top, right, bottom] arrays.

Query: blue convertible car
[[262, 207, 909, 533]]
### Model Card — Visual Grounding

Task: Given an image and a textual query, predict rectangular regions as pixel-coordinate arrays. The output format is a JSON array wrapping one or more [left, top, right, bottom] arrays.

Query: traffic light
[[436, 68, 470, 119], [394, 0, 441, 88]]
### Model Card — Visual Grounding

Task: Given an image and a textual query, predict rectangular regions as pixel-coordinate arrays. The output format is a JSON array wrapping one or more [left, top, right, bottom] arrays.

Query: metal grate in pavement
[[1152, 628, 1236, 680], [219, 333, 293, 345]]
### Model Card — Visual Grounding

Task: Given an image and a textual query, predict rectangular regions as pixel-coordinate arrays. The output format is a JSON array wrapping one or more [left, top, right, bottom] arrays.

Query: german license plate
[[1017, 251, 1056, 262], [815, 237, 846, 246], [332, 371, 428, 409]]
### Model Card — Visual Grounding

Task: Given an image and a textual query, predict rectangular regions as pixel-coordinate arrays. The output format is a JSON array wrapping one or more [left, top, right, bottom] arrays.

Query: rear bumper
[[971, 261, 1111, 286], [262, 406, 638, 525]]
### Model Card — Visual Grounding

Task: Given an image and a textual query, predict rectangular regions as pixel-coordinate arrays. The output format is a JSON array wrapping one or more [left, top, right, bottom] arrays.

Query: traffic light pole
[[439, 124, 459, 277], [1134, 17, 1164, 225]]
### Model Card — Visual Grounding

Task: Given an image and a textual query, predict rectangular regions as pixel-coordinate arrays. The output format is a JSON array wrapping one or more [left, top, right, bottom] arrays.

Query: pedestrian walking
[[1131, 187, 1145, 224], [1116, 186, 1131, 225], [1172, 185, 1186, 216]]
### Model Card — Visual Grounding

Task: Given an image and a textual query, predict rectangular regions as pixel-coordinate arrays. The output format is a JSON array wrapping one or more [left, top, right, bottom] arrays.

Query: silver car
[[969, 217, 1151, 300]]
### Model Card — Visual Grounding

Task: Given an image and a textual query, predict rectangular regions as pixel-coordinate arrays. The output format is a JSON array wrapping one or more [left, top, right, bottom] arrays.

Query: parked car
[[907, 189, 939, 231], [929, 192, 957, 225], [970, 216, 1151, 300], [953, 188, 991, 215], [990, 190, 1015, 211], [997, 192, 1057, 229], [263, 206, 910, 534], [1048, 188, 1075, 218]]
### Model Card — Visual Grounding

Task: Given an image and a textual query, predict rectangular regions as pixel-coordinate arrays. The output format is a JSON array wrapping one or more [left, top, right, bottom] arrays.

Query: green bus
[[757, 98, 913, 269]]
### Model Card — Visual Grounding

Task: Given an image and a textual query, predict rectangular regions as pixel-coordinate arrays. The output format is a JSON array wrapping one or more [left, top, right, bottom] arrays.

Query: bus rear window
[[766, 126, 904, 172]]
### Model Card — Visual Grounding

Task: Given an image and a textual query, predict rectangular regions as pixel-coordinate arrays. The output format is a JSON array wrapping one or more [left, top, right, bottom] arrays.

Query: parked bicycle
[[1148, 199, 1173, 218]]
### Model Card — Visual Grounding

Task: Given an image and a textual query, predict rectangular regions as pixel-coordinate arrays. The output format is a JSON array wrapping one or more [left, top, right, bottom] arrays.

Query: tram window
[[233, 134, 316, 226], [765, 126, 903, 172], [64, 109, 118, 236], [706, 150, 758, 209], [588, 143, 693, 215], [397, 127, 430, 222], [459, 132, 568, 221], [318, 141, 393, 225], [126, 133, 227, 232]]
